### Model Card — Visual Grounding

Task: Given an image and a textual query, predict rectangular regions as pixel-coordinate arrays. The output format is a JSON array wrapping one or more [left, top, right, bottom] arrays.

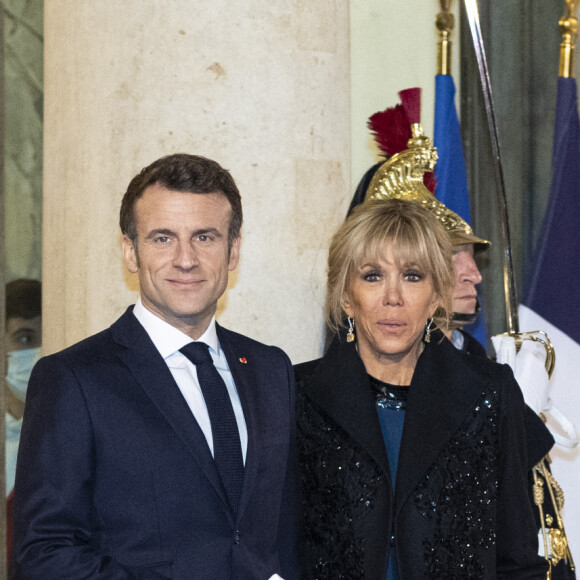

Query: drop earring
[[346, 317, 355, 342], [424, 318, 433, 343]]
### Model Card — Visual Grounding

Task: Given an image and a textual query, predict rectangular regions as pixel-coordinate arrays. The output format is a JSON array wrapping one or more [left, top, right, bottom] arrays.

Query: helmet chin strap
[[451, 298, 480, 327]]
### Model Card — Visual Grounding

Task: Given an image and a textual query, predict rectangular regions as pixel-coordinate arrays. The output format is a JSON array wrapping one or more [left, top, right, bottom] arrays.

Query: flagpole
[[436, 1, 453, 75], [559, 0, 578, 78], [463, 0, 519, 334]]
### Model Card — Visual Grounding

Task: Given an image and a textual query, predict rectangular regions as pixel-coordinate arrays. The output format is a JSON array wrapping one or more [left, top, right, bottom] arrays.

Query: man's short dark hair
[[6, 279, 42, 321], [120, 154, 243, 248]]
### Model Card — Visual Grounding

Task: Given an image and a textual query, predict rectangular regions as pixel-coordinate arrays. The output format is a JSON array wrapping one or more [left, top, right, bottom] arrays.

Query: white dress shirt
[[6, 413, 22, 496], [132, 298, 248, 463]]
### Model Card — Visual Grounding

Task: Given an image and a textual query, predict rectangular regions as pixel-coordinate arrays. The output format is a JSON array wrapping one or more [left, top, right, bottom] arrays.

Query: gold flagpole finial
[[559, 0, 579, 78], [436, 0, 454, 75]]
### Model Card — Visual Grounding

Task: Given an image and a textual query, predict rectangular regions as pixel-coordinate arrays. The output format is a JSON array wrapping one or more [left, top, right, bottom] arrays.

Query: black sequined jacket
[[295, 332, 548, 579]]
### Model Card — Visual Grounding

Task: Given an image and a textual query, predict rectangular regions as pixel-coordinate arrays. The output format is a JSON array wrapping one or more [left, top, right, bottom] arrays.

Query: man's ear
[[122, 235, 139, 273], [228, 236, 241, 271]]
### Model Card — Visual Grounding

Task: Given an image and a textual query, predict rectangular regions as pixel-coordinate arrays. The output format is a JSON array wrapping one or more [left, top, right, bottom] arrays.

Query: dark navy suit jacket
[[13, 307, 298, 580]]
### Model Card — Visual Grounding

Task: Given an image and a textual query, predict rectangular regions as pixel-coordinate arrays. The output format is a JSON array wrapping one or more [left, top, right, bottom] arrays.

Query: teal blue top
[[370, 376, 409, 580]]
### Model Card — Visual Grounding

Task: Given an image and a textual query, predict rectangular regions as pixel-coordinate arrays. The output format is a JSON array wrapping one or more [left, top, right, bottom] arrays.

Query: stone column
[[43, 1, 350, 362]]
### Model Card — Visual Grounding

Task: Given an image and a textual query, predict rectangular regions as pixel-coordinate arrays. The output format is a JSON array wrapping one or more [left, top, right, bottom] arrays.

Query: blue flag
[[434, 75, 472, 223], [434, 74, 486, 347]]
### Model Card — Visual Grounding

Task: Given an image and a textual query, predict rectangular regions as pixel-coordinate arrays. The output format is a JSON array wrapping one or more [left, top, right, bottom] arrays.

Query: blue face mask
[[6, 347, 42, 402]]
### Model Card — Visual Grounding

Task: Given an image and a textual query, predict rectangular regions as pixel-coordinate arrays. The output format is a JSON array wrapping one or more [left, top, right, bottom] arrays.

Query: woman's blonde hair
[[326, 199, 454, 334]]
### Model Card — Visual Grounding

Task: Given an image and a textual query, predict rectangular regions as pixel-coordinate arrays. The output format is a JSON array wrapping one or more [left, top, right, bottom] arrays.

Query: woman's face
[[342, 245, 439, 369]]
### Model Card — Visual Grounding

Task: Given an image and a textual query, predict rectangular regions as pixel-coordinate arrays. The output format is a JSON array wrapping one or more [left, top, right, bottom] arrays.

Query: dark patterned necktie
[[180, 342, 244, 513]]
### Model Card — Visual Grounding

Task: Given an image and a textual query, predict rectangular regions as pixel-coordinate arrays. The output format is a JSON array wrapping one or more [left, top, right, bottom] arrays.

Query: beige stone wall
[[43, 1, 351, 363]]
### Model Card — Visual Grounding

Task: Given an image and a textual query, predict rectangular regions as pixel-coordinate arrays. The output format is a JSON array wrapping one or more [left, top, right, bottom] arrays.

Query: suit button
[[234, 530, 240, 545]]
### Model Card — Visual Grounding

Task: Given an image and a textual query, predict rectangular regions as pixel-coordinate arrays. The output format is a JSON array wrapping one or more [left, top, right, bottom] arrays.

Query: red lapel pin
[[239, 357, 247, 364]]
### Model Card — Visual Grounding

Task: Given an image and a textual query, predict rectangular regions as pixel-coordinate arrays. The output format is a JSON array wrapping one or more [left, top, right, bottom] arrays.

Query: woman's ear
[[341, 293, 353, 318], [430, 292, 441, 319]]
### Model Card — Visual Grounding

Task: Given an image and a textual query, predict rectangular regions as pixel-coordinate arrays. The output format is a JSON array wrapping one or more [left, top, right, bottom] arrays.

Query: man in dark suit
[[13, 154, 297, 580]]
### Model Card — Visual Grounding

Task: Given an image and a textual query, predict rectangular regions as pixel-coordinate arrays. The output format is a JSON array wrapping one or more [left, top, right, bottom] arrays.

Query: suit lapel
[[394, 334, 486, 514], [216, 325, 259, 522], [111, 308, 232, 517], [302, 337, 390, 479]]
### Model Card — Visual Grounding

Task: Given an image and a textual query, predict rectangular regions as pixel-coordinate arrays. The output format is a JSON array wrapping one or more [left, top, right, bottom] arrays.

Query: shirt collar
[[5, 413, 22, 433], [132, 297, 219, 360]]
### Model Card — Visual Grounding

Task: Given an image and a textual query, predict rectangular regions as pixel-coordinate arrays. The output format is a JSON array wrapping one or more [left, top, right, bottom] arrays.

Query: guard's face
[[123, 185, 240, 338], [451, 244, 482, 314]]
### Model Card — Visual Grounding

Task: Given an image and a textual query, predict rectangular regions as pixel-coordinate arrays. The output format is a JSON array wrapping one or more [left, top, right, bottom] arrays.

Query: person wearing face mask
[[4, 278, 41, 577], [4, 279, 42, 495]]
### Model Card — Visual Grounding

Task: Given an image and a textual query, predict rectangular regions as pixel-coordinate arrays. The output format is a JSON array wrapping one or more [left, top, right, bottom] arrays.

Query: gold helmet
[[365, 122, 491, 253]]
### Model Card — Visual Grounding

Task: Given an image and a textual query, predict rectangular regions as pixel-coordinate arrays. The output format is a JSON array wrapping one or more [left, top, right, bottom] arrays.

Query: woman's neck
[[357, 339, 424, 386]]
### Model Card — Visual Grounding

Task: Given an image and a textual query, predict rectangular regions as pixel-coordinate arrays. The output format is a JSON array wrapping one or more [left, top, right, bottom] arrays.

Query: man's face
[[451, 243, 482, 314], [6, 315, 42, 352], [123, 185, 240, 338]]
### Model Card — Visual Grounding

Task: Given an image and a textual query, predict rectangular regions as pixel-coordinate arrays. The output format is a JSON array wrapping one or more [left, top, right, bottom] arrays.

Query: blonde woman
[[296, 199, 546, 579]]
